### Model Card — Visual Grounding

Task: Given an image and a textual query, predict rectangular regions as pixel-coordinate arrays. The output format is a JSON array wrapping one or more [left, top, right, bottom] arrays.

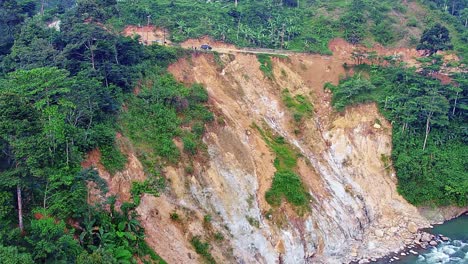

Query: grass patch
[[100, 144, 127, 175], [257, 54, 274, 79], [191, 236, 216, 264], [281, 90, 314, 123], [254, 124, 310, 211], [246, 216, 260, 228]]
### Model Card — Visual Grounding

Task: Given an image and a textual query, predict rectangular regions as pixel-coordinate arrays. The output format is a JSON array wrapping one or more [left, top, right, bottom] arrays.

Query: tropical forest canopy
[[0, 0, 466, 262]]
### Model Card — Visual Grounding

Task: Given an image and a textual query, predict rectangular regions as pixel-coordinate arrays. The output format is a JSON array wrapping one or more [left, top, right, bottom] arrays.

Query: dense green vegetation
[[328, 63, 467, 206], [114, 0, 418, 54], [281, 89, 314, 123], [0, 0, 210, 262], [255, 125, 311, 212]]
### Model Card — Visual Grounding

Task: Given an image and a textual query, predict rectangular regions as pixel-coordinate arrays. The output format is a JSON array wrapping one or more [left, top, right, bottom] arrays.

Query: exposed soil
[[123, 25, 171, 45], [86, 34, 464, 263]]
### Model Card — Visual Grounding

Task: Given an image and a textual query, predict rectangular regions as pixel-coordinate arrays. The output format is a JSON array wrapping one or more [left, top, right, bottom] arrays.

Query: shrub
[[100, 144, 127, 175], [190, 236, 216, 264], [182, 135, 197, 155]]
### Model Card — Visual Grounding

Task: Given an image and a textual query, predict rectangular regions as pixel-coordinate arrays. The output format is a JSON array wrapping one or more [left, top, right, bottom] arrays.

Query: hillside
[[0, 0, 466, 263]]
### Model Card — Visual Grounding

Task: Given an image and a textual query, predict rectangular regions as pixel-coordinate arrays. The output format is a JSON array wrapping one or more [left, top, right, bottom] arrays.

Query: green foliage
[[190, 236, 216, 264], [170, 212, 180, 221], [255, 125, 310, 210], [326, 74, 377, 111], [246, 216, 260, 228], [213, 232, 224, 241], [100, 144, 127, 175], [0, 0, 176, 261], [417, 23, 453, 55], [131, 180, 161, 206], [265, 171, 310, 207], [121, 74, 211, 163], [281, 90, 313, 122], [0, 246, 33, 264], [26, 214, 82, 262], [257, 54, 274, 79], [182, 134, 198, 155], [328, 65, 467, 206], [203, 214, 212, 223]]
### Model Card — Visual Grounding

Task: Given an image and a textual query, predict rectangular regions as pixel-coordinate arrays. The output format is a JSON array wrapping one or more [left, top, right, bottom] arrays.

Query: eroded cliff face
[[160, 51, 431, 263], [85, 44, 465, 263]]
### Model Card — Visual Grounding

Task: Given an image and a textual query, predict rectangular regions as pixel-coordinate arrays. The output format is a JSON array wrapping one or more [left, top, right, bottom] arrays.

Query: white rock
[[400, 252, 406, 256], [373, 123, 381, 129], [421, 233, 432, 242], [409, 250, 418, 255], [375, 229, 384, 237], [429, 241, 438, 246]]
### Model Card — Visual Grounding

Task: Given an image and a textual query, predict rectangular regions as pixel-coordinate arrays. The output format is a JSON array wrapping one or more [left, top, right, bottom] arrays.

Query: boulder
[[407, 222, 418, 233], [375, 229, 384, 237], [373, 123, 381, 129], [409, 250, 418, 255], [440, 236, 450, 241], [421, 232, 432, 242], [389, 227, 398, 234], [430, 241, 438, 246]]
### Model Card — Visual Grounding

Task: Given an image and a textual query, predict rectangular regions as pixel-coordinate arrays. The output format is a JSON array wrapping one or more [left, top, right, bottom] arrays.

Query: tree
[[26, 215, 82, 262], [0, 245, 33, 264], [417, 23, 453, 55]]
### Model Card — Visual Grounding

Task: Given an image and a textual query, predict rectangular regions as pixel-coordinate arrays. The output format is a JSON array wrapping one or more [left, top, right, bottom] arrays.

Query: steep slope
[[86, 41, 465, 263], [161, 50, 430, 263]]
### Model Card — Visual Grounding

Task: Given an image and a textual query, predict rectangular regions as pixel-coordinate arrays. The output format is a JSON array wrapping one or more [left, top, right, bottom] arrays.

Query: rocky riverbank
[[352, 211, 468, 264]]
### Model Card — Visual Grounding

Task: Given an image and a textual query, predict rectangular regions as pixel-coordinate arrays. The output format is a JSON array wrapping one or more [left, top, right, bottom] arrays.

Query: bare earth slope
[[86, 38, 466, 263]]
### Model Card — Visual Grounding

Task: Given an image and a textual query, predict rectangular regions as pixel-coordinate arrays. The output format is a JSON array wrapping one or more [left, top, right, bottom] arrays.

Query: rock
[[351, 252, 358, 257], [421, 232, 432, 242], [407, 222, 418, 233], [389, 227, 398, 234], [370, 258, 377, 262], [393, 257, 400, 260], [359, 259, 370, 264], [373, 123, 381, 129], [400, 252, 406, 256], [415, 233, 422, 241], [375, 229, 384, 237], [440, 236, 450, 241], [409, 250, 418, 255], [430, 241, 438, 246]]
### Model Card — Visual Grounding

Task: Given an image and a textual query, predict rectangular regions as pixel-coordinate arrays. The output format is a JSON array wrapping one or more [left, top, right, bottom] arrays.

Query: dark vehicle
[[201, 44, 212, 50]]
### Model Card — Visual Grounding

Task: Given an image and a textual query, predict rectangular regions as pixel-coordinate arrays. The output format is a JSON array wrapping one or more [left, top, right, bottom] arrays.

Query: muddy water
[[393, 214, 468, 264]]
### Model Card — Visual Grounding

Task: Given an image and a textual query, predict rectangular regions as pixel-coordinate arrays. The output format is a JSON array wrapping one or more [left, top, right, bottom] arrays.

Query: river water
[[392, 214, 468, 264]]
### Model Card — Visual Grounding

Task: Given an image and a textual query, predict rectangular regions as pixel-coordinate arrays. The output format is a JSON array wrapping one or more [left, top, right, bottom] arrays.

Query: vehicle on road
[[201, 44, 212, 50]]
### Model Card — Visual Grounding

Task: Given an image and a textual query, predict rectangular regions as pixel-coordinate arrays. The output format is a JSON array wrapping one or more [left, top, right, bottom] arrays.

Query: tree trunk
[[452, 91, 459, 115], [17, 185, 23, 233], [236, 16, 241, 40], [43, 181, 49, 209], [423, 114, 432, 151], [41, 0, 45, 16]]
